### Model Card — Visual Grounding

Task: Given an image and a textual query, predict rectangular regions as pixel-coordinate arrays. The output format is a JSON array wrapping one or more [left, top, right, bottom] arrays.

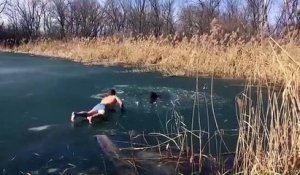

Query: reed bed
[[1, 34, 299, 84], [234, 46, 300, 174]]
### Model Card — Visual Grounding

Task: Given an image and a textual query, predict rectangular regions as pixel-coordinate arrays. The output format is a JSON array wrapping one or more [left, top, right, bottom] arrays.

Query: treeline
[[0, 0, 300, 45]]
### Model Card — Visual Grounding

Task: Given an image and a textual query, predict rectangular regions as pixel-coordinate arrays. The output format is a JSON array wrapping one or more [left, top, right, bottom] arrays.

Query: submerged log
[[96, 135, 176, 175], [96, 135, 136, 175], [96, 135, 235, 175]]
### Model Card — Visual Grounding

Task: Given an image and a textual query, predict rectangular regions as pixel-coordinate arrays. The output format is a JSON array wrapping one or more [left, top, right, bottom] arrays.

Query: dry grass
[[234, 45, 300, 174], [235, 80, 300, 174], [1, 34, 299, 84]]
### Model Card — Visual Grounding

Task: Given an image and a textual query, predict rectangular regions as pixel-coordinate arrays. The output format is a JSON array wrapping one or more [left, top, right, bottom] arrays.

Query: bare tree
[[281, 0, 299, 30], [179, 0, 221, 36], [7, 0, 46, 39], [0, 0, 7, 14], [179, 5, 198, 36], [125, 0, 149, 35], [297, 2, 300, 26], [103, 0, 126, 35], [244, 0, 260, 34], [224, 0, 239, 19], [42, 2, 55, 37], [51, 0, 69, 38], [5, 1, 19, 35], [2, 0, 299, 41], [136, 0, 147, 34], [68, 0, 103, 37], [149, 0, 162, 36], [161, 0, 175, 35], [148, 0, 175, 36], [244, 0, 272, 36], [260, 0, 271, 36], [266, 1, 296, 35], [284, 0, 299, 25], [221, 0, 248, 34], [199, 0, 221, 17]]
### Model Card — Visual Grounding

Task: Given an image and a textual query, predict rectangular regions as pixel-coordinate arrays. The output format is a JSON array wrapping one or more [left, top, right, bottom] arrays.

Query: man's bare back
[[101, 95, 123, 109]]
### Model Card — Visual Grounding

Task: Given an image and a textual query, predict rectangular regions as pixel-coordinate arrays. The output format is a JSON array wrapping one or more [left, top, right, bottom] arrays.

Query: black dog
[[150, 92, 160, 104]]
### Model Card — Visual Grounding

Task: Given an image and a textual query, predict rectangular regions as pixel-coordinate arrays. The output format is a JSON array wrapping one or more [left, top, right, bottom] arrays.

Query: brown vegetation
[[235, 71, 299, 174], [1, 33, 299, 85]]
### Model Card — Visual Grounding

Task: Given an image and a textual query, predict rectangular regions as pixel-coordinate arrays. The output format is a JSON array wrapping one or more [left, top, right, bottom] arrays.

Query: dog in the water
[[150, 92, 160, 104]]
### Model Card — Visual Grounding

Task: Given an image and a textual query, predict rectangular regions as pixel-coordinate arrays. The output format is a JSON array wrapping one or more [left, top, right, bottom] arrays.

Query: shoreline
[[1, 37, 299, 86], [2, 50, 285, 91], [0, 49, 247, 82]]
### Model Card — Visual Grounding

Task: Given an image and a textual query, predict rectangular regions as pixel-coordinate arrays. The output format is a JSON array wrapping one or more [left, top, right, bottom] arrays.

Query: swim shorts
[[91, 103, 106, 114]]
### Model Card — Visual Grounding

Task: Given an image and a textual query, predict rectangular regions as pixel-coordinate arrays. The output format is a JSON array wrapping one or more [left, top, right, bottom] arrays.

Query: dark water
[[0, 53, 244, 174]]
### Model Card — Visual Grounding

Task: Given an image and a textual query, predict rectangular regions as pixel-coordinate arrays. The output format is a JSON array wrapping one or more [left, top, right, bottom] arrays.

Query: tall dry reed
[[234, 43, 300, 174], [1, 34, 299, 84]]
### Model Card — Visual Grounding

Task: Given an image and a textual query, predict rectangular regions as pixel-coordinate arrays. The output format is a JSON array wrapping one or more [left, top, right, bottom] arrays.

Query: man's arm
[[115, 96, 124, 110]]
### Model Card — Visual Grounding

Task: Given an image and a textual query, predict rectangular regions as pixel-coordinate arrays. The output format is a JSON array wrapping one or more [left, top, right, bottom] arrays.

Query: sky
[[1, 0, 299, 26]]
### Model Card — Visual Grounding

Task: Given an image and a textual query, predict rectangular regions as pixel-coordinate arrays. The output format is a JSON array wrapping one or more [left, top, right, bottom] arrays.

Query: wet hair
[[109, 89, 116, 95], [150, 92, 160, 103]]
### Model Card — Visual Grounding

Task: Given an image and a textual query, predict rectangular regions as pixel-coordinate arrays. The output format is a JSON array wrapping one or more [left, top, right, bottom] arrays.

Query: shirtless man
[[71, 89, 124, 124]]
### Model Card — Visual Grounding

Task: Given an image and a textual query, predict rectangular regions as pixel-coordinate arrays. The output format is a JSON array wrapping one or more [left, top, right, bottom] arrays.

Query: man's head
[[108, 89, 116, 96]]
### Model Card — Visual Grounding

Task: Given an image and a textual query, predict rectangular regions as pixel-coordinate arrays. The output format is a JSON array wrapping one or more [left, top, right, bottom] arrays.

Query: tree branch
[[0, 0, 7, 14]]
